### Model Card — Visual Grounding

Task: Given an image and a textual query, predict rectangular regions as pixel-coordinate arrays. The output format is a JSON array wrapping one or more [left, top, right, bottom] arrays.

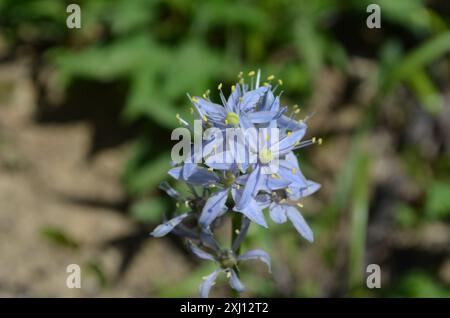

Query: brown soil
[[0, 60, 188, 297]]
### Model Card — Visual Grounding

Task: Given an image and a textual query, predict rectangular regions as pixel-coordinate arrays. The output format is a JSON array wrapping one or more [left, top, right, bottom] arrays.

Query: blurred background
[[0, 0, 449, 297]]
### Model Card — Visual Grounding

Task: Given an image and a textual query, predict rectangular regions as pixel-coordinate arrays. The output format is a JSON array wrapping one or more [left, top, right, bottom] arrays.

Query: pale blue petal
[[233, 188, 268, 228], [236, 165, 262, 210], [269, 202, 287, 224], [275, 128, 306, 154], [199, 188, 229, 227], [286, 206, 314, 242], [168, 166, 182, 180], [188, 241, 215, 261], [240, 86, 268, 111], [184, 166, 220, 185], [150, 213, 190, 237], [228, 270, 246, 293], [199, 269, 221, 298], [195, 98, 226, 122], [227, 84, 242, 113], [237, 249, 272, 273], [247, 111, 278, 124]]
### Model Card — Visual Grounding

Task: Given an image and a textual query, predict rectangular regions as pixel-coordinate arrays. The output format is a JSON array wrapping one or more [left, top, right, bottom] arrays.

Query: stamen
[[248, 70, 255, 77], [231, 85, 235, 92], [297, 203, 304, 208], [238, 71, 243, 78], [191, 96, 198, 103], [267, 74, 275, 81], [218, 83, 223, 90], [292, 168, 297, 174], [235, 229, 240, 235], [278, 79, 283, 86]]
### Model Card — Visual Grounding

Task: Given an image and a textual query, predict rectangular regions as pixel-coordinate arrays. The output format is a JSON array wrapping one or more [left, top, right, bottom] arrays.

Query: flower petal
[[286, 206, 314, 242], [236, 165, 262, 210], [195, 98, 226, 122], [228, 270, 246, 293], [150, 213, 190, 238], [237, 249, 272, 273], [247, 111, 278, 124], [240, 86, 268, 111], [199, 269, 221, 298], [199, 188, 229, 227], [233, 188, 268, 228], [187, 241, 215, 261], [269, 202, 287, 224], [168, 166, 182, 180], [159, 181, 181, 200]]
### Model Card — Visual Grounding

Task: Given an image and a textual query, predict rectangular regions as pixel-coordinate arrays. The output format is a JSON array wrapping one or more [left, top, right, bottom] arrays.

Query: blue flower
[[236, 126, 307, 209], [188, 241, 271, 298]]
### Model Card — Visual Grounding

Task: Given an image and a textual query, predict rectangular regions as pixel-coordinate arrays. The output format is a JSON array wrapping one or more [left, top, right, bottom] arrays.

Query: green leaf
[[130, 197, 167, 223], [425, 181, 450, 220], [40, 226, 79, 249]]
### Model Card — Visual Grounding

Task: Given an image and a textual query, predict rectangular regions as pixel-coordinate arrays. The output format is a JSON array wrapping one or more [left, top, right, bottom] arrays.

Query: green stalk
[[231, 212, 243, 298]]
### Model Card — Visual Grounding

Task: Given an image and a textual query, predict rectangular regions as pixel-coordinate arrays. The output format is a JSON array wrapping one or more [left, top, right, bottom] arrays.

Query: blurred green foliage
[[1, 0, 449, 297]]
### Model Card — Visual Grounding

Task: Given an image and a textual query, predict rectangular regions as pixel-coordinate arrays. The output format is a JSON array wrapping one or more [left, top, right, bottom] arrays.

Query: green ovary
[[225, 112, 240, 126], [259, 149, 273, 164]]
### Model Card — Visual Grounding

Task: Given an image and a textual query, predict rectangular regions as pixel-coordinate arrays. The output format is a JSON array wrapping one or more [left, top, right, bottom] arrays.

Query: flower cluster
[[151, 70, 321, 297]]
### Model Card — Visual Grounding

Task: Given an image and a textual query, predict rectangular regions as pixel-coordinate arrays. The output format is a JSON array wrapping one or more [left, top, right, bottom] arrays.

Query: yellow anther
[[185, 201, 190, 208], [202, 93, 207, 99], [287, 131, 292, 136], [226, 271, 232, 278], [235, 229, 240, 235], [218, 83, 223, 90], [236, 184, 241, 189], [208, 168, 214, 172], [294, 109, 300, 114], [225, 119, 229, 125], [267, 75, 275, 81], [297, 203, 304, 208], [263, 82, 269, 86], [203, 115, 208, 122], [312, 137, 317, 144], [248, 70, 255, 76], [279, 198, 287, 204], [278, 79, 283, 86], [239, 78, 244, 84], [238, 71, 243, 78], [191, 96, 198, 103], [318, 138, 323, 145], [293, 104, 299, 109], [231, 85, 235, 92], [209, 184, 216, 188], [292, 168, 297, 174], [294, 140, 300, 146], [271, 173, 280, 179]]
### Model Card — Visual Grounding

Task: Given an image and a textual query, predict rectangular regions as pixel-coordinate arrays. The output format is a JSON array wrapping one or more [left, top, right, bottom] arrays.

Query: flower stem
[[231, 212, 243, 298]]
